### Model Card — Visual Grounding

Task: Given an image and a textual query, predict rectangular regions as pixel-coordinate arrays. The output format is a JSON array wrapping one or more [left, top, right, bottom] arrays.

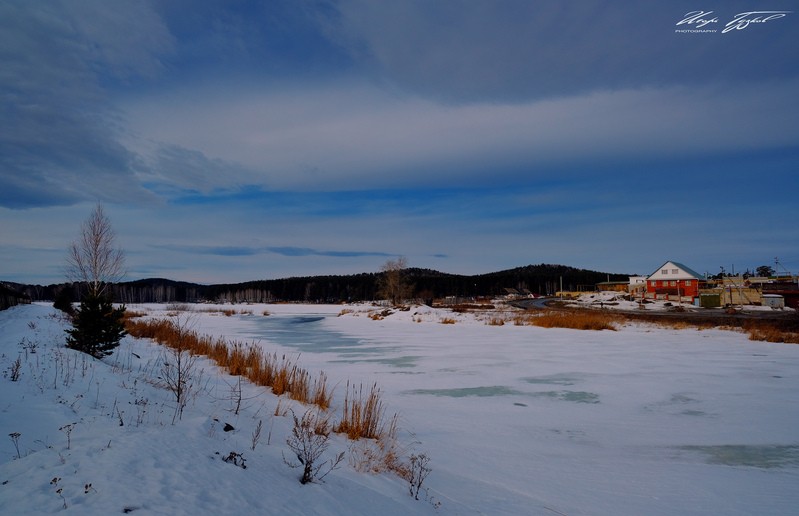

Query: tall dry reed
[[334, 381, 392, 440], [125, 317, 333, 409]]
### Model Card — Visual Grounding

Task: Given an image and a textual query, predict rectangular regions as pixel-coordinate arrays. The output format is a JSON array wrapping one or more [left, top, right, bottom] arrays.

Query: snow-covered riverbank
[[2, 302, 798, 515]]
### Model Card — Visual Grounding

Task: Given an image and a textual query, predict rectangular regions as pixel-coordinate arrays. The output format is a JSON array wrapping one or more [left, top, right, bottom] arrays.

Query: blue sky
[[2, 0, 798, 284]]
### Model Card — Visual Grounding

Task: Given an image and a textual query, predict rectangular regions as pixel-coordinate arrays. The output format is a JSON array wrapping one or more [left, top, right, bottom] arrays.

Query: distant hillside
[[10, 264, 628, 304]]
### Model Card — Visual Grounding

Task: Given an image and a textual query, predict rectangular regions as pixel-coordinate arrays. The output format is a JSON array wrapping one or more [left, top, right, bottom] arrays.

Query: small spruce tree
[[66, 294, 127, 358], [53, 288, 76, 317]]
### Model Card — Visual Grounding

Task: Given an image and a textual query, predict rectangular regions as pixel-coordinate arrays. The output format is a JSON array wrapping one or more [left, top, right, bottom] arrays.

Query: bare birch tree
[[66, 204, 125, 297], [377, 256, 413, 306]]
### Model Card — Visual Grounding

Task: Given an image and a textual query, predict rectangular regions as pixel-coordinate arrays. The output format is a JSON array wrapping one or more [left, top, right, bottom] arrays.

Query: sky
[[1, 0, 798, 285]]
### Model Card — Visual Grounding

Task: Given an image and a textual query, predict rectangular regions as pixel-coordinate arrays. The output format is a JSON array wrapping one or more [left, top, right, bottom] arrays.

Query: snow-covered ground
[[2, 302, 798, 515]]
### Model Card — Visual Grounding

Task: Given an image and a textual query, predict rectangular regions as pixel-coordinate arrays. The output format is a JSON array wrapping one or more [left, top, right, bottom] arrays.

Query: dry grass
[[486, 317, 505, 326], [348, 413, 406, 477], [523, 310, 620, 331], [195, 307, 254, 317], [274, 398, 288, 417], [747, 327, 799, 344], [311, 372, 332, 410], [125, 317, 333, 409], [334, 381, 393, 440], [439, 317, 457, 324], [512, 306, 799, 343], [450, 303, 495, 312], [368, 309, 393, 321], [312, 410, 334, 436]]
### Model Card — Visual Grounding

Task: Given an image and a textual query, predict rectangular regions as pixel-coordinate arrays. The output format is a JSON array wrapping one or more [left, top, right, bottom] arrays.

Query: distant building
[[762, 281, 799, 309], [629, 276, 648, 297], [595, 281, 628, 292], [646, 261, 705, 300]]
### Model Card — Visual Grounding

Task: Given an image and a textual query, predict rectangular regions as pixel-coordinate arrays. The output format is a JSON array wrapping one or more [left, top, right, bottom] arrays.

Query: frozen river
[[200, 304, 799, 515]]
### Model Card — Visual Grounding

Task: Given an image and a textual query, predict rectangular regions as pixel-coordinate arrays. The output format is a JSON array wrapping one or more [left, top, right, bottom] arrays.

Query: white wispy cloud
[[124, 79, 798, 191]]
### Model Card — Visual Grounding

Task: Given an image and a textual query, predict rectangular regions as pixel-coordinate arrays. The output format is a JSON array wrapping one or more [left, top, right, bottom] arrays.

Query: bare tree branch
[[66, 204, 125, 297]]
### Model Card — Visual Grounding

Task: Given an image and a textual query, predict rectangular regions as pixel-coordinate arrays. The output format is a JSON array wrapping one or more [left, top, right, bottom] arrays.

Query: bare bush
[[159, 315, 201, 424], [407, 453, 432, 500], [284, 410, 343, 484]]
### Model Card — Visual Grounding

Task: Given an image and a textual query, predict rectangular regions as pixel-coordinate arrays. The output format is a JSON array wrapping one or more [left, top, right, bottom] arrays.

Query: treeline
[[10, 264, 628, 304], [0, 283, 31, 311]]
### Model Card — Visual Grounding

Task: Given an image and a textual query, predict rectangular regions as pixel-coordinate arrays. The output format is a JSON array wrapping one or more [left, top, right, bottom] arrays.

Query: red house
[[646, 261, 705, 300]]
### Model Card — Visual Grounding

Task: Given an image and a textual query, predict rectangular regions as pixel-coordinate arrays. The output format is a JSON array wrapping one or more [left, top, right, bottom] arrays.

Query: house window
[[670, 281, 676, 286], [662, 269, 668, 274], [685, 280, 692, 286], [672, 269, 678, 274]]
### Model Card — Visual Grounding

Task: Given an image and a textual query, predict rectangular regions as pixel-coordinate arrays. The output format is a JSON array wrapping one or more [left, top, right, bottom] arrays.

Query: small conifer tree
[[66, 294, 127, 358], [53, 288, 75, 316]]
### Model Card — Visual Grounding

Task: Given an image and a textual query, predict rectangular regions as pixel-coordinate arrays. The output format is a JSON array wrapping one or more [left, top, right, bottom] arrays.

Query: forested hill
[[10, 264, 628, 304]]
